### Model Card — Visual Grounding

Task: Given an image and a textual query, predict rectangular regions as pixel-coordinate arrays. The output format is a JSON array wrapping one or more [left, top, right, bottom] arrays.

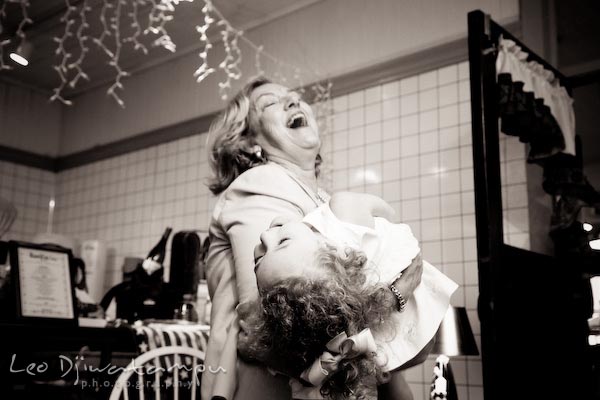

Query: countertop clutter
[[0, 227, 212, 398]]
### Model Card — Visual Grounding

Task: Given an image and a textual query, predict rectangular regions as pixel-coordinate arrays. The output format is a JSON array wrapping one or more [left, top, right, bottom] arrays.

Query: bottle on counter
[[100, 227, 177, 322], [174, 293, 199, 322], [142, 227, 172, 275], [196, 279, 210, 324]]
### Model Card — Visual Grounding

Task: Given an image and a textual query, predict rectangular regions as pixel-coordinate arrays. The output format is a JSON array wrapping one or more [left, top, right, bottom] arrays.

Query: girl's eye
[[278, 238, 289, 245]]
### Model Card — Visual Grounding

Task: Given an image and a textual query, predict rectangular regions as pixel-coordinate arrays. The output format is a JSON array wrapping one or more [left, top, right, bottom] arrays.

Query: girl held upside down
[[237, 192, 458, 400]]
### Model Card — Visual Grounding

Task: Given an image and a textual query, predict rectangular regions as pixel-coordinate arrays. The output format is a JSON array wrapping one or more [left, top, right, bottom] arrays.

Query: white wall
[[0, 81, 62, 156], [59, 0, 519, 156]]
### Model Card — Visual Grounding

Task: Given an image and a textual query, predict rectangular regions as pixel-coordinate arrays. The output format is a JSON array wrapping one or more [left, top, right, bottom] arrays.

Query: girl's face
[[254, 216, 327, 289], [249, 83, 320, 165]]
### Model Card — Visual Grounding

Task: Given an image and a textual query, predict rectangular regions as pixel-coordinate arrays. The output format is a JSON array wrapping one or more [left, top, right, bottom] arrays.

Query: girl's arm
[[329, 191, 395, 228], [329, 191, 423, 300]]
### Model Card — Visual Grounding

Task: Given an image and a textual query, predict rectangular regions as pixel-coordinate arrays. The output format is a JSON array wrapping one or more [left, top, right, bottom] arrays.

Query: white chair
[[109, 346, 205, 400]]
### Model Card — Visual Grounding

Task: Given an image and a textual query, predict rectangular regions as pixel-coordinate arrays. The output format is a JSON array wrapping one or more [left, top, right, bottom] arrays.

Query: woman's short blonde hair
[[207, 77, 272, 195]]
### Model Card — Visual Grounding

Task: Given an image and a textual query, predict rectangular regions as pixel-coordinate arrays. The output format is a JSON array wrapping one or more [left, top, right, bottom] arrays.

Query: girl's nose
[[259, 229, 276, 250]]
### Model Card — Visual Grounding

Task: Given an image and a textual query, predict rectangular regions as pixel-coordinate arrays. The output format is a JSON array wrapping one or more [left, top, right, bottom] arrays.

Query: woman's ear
[[248, 145, 262, 159], [241, 143, 266, 162]]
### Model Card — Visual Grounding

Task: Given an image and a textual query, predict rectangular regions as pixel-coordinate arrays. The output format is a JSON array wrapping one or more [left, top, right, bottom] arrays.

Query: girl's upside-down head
[[239, 245, 396, 400]]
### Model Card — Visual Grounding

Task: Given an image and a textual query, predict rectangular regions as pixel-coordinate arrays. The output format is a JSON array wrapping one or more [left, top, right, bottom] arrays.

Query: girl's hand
[[393, 252, 423, 299]]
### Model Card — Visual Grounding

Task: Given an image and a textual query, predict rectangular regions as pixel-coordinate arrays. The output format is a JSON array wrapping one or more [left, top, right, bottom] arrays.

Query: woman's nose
[[284, 95, 300, 110]]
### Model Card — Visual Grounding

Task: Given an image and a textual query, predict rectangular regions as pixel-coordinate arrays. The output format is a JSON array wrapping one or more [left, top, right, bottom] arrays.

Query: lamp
[[9, 39, 33, 66], [432, 306, 479, 356], [430, 307, 479, 400]]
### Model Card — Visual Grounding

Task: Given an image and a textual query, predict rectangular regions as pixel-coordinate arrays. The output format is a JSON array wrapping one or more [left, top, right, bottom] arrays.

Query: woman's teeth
[[287, 113, 307, 129]]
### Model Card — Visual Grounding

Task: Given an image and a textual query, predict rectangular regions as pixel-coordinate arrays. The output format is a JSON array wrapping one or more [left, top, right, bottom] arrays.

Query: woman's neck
[[270, 156, 318, 191]]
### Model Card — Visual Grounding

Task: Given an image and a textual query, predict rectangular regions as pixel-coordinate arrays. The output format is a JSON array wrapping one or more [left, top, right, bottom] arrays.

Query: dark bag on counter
[[100, 264, 177, 322], [169, 231, 203, 303]]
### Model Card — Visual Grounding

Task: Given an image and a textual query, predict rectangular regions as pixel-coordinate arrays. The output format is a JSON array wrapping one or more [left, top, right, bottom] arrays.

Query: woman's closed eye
[[278, 238, 289, 245], [259, 97, 279, 110]]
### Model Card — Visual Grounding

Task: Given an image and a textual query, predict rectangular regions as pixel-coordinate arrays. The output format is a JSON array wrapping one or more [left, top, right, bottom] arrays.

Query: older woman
[[201, 78, 422, 400]]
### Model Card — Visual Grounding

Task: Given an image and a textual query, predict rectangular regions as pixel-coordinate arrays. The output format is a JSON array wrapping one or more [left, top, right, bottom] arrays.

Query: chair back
[[109, 345, 205, 400]]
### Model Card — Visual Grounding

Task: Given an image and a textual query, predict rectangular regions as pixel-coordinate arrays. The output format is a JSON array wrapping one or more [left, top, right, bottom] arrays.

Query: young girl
[[238, 192, 458, 400]]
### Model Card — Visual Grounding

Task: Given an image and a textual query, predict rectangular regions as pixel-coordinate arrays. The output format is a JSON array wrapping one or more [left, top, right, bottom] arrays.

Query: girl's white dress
[[303, 203, 458, 371]]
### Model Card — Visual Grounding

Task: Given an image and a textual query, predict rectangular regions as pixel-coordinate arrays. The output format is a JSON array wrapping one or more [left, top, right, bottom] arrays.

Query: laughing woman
[[201, 78, 422, 400]]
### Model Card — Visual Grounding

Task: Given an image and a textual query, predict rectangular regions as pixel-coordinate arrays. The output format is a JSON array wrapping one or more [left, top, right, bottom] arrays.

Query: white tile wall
[[318, 62, 486, 399], [52, 135, 213, 289], [0, 60, 535, 400], [0, 161, 54, 242]]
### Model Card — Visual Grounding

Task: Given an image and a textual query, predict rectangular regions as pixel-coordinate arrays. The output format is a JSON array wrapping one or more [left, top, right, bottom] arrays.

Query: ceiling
[[0, 0, 320, 98]]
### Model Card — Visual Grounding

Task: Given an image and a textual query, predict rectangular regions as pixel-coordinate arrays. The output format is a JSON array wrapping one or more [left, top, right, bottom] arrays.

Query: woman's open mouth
[[286, 112, 308, 129]]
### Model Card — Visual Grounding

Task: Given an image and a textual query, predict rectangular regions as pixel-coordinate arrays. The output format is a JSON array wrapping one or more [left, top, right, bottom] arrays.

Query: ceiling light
[[9, 39, 33, 67], [583, 222, 593, 232]]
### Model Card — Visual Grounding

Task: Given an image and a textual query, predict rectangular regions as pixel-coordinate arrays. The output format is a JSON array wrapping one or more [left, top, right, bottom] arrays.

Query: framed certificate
[[9, 241, 78, 325]]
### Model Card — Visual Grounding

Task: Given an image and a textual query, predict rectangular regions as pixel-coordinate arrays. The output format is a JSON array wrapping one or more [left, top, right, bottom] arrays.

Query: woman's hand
[[393, 252, 423, 299], [236, 301, 262, 361]]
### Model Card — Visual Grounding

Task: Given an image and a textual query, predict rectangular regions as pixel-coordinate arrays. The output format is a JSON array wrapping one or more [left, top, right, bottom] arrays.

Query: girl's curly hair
[[238, 245, 396, 400]]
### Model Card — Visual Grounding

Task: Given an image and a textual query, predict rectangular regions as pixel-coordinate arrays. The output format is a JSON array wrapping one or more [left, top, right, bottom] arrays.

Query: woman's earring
[[253, 145, 262, 159]]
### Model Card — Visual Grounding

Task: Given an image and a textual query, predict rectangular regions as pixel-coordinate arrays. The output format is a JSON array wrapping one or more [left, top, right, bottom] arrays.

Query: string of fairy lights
[[0, 0, 332, 113]]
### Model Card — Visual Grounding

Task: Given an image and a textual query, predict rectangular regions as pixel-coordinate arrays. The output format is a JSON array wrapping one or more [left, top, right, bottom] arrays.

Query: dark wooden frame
[[468, 10, 594, 399], [8, 240, 78, 326]]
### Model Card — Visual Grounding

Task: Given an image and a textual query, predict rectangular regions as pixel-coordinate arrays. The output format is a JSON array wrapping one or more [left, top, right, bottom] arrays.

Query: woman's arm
[[221, 192, 304, 305], [217, 164, 317, 305]]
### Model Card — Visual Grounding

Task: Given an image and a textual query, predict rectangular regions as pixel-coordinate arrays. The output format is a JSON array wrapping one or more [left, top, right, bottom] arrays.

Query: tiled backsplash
[[53, 134, 215, 289], [0, 61, 534, 400], [0, 161, 55, 241], [318, 62, 485, 400]]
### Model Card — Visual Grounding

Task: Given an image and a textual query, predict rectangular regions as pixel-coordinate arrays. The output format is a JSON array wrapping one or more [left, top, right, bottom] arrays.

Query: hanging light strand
[[0, 2, 12, 71], [145, 0, 176, 52], [4, 0, 332, 111], [216, 20, 243, 100], [50, 0, 77, 105], [253, 44, 264, 79], [197, 0, 328, 103], [123, 0, 148, 55], [311, 79, 333, 138], [92, 0, 115, 58], [198, 0, 298, 100], [67, 0, 91, 88], [192, 0, 215, 83], [106, 0, 128, 108], [14, 0, 33, 45]]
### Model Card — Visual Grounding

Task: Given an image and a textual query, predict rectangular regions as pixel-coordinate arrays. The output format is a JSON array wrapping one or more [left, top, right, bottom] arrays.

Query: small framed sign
[[9, 241, 78, 326]]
